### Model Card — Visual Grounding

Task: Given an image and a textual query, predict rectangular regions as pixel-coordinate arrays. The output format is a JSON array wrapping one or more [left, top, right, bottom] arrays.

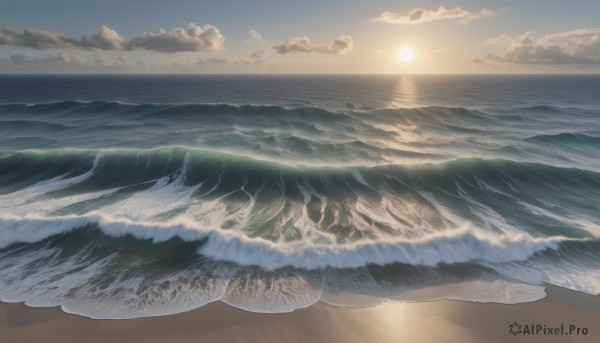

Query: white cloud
[[242, 35, 353, 63], [481, 28, 600, 64], [0, 27, 73, 49], [0, 23, 225, 53], [249, 29, 263, 41], [272, 35, 353, 55], [79, 25, 125, 51], [126, 23, 225, 53], [372, 6, 496, 25]]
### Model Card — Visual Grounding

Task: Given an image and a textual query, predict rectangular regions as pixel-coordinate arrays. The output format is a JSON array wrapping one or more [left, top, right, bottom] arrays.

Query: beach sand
[[1, 285, 598, 343]]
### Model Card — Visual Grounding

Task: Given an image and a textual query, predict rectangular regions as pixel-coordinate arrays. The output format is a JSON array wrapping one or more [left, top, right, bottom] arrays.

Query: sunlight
[[398, 48, 415, 63]]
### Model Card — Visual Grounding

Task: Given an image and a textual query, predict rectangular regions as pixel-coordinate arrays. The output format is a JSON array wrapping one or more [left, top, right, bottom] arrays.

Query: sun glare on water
[[398, 48, 415, 63]]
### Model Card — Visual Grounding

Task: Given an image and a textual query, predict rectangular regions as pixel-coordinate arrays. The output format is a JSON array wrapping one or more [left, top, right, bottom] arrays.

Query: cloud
[[0, 27, 73, 49], [248, 29, 263, 41], [0, 50, 271, 72], [0, 23, 224, 53], [126, 23, 224, 52], [197, 57, 232, 65], [271, 35, 353, 55], [6, 51, 113, 67], [481, 28, 600, 64], [250, 48, 270, 62], [244, 35, 353, 62], [372, 6, 496, 25], [79, 26, 126, 51]]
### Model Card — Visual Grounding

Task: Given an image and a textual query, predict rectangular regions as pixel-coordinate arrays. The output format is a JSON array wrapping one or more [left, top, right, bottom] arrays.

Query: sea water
[[0, 75, 598, 318]]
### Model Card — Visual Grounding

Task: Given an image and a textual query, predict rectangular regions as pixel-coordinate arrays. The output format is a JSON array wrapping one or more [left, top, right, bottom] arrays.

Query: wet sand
[[1, 285, 599, 343]]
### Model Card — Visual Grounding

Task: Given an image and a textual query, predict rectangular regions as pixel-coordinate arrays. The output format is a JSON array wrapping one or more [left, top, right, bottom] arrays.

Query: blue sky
[[1, 0, 599, 73]]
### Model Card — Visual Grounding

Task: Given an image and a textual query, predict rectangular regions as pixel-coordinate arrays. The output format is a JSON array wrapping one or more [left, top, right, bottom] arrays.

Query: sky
[[0, 0, 599, 74]]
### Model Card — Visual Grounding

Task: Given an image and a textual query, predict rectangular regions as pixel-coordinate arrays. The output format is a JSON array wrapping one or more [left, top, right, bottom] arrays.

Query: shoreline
[[1, 285, 599, 343]]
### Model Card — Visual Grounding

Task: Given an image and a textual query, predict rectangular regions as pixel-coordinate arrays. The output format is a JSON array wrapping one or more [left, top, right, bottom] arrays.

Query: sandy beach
[[1, 285, 598, 343]]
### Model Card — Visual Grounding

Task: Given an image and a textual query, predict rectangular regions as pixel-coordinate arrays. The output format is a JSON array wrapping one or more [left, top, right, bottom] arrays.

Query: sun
[[398, 48, 415, 63]]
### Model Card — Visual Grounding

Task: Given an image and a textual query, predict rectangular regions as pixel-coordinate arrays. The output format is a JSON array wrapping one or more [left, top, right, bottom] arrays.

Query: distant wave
[[0, 100, 521, 121], [2, 147, 600, 190], [524, 132, 600, 145], [519, 105, 561, 112], [2, 100, 598, 169]]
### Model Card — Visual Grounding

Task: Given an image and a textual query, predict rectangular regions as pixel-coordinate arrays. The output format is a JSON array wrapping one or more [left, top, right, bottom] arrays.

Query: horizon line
[[1, 73, 600, 76]]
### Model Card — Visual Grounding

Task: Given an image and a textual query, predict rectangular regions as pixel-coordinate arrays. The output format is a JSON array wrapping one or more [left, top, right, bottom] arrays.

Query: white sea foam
[[487, 260, 600, 295], [222, 269, 322, 313], [0, 212, 568, 271], [0, 244, 232, 319], [200, 224, 566, 270], [519, 201, 600, 237], [389, 279, 547, 304]]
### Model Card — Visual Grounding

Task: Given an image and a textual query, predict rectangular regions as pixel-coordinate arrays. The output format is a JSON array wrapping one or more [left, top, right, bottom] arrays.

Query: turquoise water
[[0, 75, 599, 318]]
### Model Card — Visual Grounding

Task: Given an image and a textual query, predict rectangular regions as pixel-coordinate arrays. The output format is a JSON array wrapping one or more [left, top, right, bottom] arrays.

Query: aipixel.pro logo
[[509, 322, 588, 336]]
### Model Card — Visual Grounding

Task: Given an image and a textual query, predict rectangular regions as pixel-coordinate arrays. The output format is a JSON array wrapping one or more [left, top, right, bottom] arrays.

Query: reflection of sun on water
[[389, 76, 418, 108], [376, 76, 422, 164]]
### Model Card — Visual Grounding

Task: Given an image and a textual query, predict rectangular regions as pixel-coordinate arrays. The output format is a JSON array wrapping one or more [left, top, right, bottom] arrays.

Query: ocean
[[0, 75, 599, 319]]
